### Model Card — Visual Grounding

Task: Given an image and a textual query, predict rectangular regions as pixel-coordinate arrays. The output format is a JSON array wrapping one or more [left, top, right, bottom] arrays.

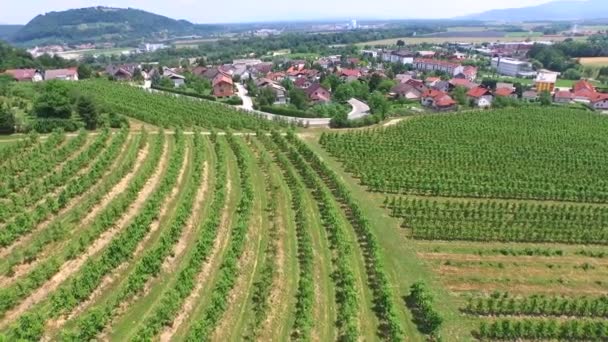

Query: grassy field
[[579, 57, 608, 67], [319, 107, 608, 340], [358, 35, 586, 46]]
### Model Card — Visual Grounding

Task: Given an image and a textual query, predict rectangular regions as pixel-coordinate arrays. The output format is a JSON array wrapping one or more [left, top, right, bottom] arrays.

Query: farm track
[[0, 135, 142, 287]]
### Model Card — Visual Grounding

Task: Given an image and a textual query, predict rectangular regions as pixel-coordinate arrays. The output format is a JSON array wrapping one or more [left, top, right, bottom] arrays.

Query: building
[[449, 78, 478, 90], [522, 90, 539, 101], [381, 50, 415, 65], [305, 83, 331, 103], [106, 64, 140, 81], [572, 80, 597, 102], [232, 59, 263, 66], [554, 91, 573, 103], [494, 87, 518, 98], [591, 94, 608, 110], [390, 83, 423, 100], [162, 67, 186, 87], [454, 66, 478, 82], [491, 57, 536, 77], [2, 69, 43, 82], [138, 43, 166, 53], [421, 89, 457, 111], [535, 71, 558, 92], [256, 79, 287, 104], [44, 68, 79, 81], [467, 87, 493, 107], [294, 77, 313, 89], [413, 59, 464, 76], [213, 73, 234, 97]]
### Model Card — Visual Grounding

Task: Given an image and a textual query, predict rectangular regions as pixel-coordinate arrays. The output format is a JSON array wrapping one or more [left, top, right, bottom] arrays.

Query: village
[[4, 39, 608, 128]]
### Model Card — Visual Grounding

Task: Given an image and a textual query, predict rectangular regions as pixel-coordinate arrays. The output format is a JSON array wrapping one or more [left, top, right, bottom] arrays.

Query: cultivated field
[[321, 108, 608, 340], [357, 35, 585, 46], [0, 120, 413, 340], [579, 57, 608, 67]]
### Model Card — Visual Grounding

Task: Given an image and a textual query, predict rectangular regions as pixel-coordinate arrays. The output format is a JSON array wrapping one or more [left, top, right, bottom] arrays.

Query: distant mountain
[[0, 25, 24, 41], [11, 7, 221, 46], [461, 0, 608, 21]]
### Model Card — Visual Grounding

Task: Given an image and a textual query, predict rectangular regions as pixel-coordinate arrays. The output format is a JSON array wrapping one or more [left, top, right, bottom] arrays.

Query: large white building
[[491, 57, 536, 77]]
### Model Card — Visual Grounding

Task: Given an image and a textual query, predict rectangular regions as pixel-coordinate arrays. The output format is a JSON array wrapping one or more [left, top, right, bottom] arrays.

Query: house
[[251, 63, 273, 76], [413, 59, 464, 76], [294, 77, 312, 89], [192, 66, 208, 78], [425, 77, 441, 87], [467, 87, 493, 107], [417, 51, 436, 58], [405, 79, 428, 93], [454, 66, 478, 81], [420, 89, 456, 111], [257, 79, 287, 104], [266, 72, 286, 82], [2, 69, 43, 82], [591, 94, 608, 110], [522, 90, 539, 101], [339, 68, 362, 81], [201, 68, 222, 81], [554, 90, 573, 103], [390, 83, 423, 100], [106, 64, 140, 81], [572, 80, 597, 102], [305, 83, 331, 103], [535, 71, 558, 93], [390, 50, 415, 64], [490, 57, 536, 77], [496, 83, 515, 91], [44, 68, 79, 81], [494, 87, 518, 98], [163, 67, 186, 87], [213, 73, 234, 97], [432, 81, 451, 93]]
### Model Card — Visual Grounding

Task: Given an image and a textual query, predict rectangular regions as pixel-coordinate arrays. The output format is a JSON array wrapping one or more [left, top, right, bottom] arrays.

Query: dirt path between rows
[[0, 139, 149, 288], [159, 178, 233, 342], [0, 138, 167, 330]]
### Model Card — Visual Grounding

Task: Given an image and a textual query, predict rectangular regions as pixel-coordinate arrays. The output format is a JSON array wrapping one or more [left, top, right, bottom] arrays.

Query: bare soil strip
[[159, 177, 234, 342], [0, 137, 169, 328]]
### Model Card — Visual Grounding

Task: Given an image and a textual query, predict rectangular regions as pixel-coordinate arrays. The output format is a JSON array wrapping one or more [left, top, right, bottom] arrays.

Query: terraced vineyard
[[0, 128, 412, 341], [320, 108, 608, 340]]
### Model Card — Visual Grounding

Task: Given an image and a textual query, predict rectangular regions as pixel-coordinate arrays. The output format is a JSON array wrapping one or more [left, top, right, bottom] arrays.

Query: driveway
[[347, 98, 370, 120], [235, 83, 254, 110]]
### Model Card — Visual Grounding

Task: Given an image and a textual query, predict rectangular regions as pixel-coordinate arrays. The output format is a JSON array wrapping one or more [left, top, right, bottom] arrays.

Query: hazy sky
[[1, 0, 556, 24]]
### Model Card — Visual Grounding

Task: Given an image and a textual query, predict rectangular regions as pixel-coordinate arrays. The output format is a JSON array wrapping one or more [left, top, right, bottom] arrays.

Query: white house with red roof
[[420, 89, 456, 111], [591, 94, 608, 110], [213, 73, 234, 97], [467, 87, 494, 107], [2, 69, 43, 82], [305, 83, 331, 103]]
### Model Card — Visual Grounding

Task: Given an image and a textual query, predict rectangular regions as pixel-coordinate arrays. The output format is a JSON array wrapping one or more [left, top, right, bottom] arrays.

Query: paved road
[[236, 83, 370, 127], [347, 98, 370, 120]]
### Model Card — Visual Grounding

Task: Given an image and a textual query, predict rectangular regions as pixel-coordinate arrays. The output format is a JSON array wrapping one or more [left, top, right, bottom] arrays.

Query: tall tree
[[0, 102, 16, 134], [76, 95, 99, 130], [33, 81, 73, 119]]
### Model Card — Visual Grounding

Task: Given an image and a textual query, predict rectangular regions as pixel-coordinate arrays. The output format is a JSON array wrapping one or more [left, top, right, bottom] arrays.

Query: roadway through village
[[235, 83, 370, 127]]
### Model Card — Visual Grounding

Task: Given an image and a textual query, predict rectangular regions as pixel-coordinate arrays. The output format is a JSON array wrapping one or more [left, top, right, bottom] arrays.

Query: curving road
[[236, 83, 369, 127]]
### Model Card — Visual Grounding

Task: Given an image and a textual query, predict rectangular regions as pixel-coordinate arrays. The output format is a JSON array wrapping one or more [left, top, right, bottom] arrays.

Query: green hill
[[11, 7, 219, 46], [0, 25, 23, 41]]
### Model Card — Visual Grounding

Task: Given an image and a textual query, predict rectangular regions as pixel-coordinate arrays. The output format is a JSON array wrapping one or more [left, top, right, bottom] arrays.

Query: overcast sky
[[1, 0, 556, 24]]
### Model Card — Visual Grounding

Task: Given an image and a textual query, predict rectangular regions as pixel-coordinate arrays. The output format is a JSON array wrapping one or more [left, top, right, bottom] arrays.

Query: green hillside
[[11, 7, 220, 46]]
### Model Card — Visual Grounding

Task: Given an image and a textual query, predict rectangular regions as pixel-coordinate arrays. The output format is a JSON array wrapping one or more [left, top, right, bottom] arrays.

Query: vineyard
[[0, 128, 416, 341], [318, 107, 608, 340]]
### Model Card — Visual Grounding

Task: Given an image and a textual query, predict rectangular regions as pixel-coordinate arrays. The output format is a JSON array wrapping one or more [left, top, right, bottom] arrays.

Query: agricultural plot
[[321, 108, 608, 340], [0, 128, 413, 341]]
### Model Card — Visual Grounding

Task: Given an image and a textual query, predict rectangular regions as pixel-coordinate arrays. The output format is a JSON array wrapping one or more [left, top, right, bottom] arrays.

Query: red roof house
[[554, 90, 573, 103], [467, 87, 493, 107], [44, 68, 79, 81], [494, 87, 517, 98], [305, 83, 331, 103], [421, 89, 456, 111], [3, 69, 43, 82], [213, 73, 234, 97]]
